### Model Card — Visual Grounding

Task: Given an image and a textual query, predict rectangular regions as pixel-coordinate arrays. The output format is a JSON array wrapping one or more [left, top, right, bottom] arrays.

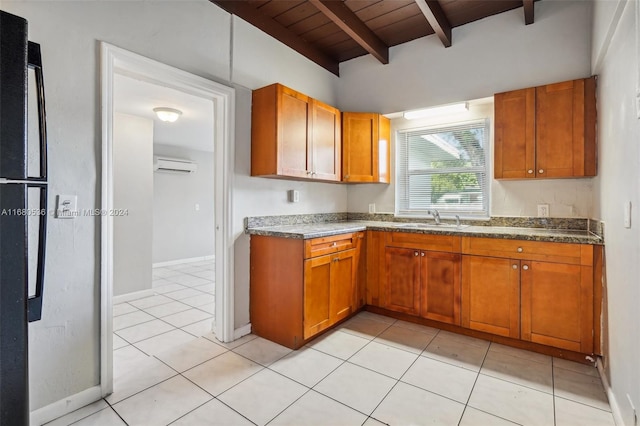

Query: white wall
[[113, 113, 153, 296], [153, 144, 215, 264], [341, 0, 595, 218], [592, 1, 640, 425], [3, 0, 341, 415]]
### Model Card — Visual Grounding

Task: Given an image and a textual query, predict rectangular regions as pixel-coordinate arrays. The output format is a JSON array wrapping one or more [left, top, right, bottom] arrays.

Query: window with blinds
[[396, 119, 490, 218]]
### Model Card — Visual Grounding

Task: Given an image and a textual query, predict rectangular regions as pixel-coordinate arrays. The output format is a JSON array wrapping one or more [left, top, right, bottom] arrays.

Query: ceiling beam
[[414, 0, 452, 48], [308, 0, 389, 64], [209, 0, 340, 76], [523, 0, 534, 25]]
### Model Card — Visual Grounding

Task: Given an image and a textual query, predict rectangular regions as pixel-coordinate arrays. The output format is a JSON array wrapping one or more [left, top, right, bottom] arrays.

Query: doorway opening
[[100, 43, 235, 396]]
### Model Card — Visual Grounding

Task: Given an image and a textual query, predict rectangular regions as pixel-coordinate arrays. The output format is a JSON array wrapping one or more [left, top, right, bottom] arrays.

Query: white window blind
[[396, 119, 490, 218]]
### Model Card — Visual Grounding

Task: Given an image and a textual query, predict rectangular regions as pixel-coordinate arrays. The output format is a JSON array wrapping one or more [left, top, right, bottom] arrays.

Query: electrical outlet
[[537, 204, 549, 217], [369, 203, 376, 214]]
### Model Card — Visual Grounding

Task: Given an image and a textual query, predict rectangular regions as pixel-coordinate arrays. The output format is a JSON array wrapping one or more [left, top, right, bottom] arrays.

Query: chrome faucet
[[428, 209, 441, 225], [455, 215, 461, 228]]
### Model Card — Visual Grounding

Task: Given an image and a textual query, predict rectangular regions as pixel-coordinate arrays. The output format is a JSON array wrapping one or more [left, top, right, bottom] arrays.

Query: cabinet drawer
[[305, 232, 363, 259], [462, 237, 592, 265], [386, 232, 461, 253]]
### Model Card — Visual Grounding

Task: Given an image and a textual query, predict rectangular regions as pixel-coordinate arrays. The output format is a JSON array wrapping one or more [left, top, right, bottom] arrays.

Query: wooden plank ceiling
[[210, 0, 538, 76]]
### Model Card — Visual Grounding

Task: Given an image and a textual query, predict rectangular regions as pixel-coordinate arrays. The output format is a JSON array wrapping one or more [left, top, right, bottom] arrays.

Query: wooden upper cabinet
[[251, 83, 341, 182], [494, 88, 535, 179], [494, 77, 596, 179], [311, 100, 341, 181], [342, 112, 391, 183]]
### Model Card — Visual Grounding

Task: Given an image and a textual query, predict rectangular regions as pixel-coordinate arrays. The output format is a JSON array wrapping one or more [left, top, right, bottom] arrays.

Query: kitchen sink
[[397, 223, 469, 230]]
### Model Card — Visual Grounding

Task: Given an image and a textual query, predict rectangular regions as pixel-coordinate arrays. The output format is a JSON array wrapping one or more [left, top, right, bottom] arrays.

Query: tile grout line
[[456, 339, 492, 426]]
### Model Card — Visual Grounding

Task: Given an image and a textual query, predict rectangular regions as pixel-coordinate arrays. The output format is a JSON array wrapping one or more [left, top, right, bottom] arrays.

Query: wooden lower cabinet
[[383, 246, 461, 325], [250, 232, 363, 349], [462, 255, 520, 338], [521, 261, 593, 353], [303, 248, 357, 339]]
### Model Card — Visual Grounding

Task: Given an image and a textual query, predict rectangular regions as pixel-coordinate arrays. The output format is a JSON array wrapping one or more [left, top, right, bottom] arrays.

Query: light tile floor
[[49, 292, 615, 425]]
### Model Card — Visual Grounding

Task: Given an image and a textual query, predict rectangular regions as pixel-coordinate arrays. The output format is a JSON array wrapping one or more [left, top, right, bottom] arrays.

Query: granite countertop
[[246, 220, 603, 244]]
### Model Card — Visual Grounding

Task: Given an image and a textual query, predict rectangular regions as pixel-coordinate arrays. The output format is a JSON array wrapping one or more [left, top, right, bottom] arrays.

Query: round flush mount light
[[153, 107, 182, 123]]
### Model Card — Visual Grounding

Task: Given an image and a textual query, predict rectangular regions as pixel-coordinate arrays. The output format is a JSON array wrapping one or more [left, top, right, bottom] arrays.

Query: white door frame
[[99, 42, 235, 395]]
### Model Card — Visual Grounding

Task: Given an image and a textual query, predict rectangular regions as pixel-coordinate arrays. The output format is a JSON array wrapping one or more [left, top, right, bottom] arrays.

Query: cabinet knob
[[539, 169, 544, 174], [414, 251, 419, 257], [517, 247, 523, 253], [512, 264, 518, 269], [306, 171, 312, 175], [522, 264, 529, 270], [527, 169, 533, 174], [332, 242, 337, 247], [333, 257, 339, 262], [345, 175, 350, 179], [421, 252, 425, 257]]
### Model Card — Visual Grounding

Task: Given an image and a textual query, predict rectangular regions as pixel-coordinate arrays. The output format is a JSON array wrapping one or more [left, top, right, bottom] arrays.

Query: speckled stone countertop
[[246, 220, 603, 244]]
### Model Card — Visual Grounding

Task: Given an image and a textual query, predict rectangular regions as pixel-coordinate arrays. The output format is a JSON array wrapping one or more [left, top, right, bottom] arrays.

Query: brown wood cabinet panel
[[304, 232, 360, 258], [461, 237, 586, 265], [494, 77, 596, 180], [342, 112, 391, 183], [279, 86, 311, 178], [330, 248, 358, 323], [420, 251, 461, 325], [462, 255, 520, 338], [311, 100, 341, 181], [384, 247, 421, 315], [366, 231, 385, 306], [521, 261, 594, 353], [303, 254, 332, 339], [250, 236, 304, 348], [494, 88, 535, 179], [251, 83, 341, 182], [387, 232, 461, 253]]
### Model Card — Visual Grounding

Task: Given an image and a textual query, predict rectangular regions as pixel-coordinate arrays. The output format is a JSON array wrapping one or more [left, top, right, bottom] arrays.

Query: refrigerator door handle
[[27, 41, 47, 182], [27, 184, 47, 322]]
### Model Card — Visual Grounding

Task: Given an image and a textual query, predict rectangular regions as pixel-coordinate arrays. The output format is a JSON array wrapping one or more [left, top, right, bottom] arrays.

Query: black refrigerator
[[0, 10, 48, 425]]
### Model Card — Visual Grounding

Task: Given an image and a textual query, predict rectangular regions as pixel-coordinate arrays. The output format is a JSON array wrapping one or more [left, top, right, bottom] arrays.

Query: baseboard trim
[[113, 288, 154, 304], [153, 255, 214, 268], [30, 385, 102, 426], [597, 358, 625, 426], [234, 323, 252, 340]]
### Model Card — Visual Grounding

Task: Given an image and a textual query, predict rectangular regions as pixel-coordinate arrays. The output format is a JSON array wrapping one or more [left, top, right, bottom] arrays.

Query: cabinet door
[[330, 248, 357, 323], [279, 86, 311, 178], [384, 247, 420, 315], [521, 261, 593, 353], [536, 80, 583, 178], [303, 254, 332, 339], [311, 99, 341, 181], [420, 251, 461, 325], [342, 113, 390, 183], [494, 88, 535, 179], [461, 256, 520, 338]]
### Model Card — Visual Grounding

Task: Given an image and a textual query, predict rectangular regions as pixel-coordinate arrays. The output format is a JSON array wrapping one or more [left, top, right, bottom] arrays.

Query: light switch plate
[[537, 204, 549, 217], [369, 203, 376, 214], [287, 189, 300, 203], [56, 194, 77, 219]]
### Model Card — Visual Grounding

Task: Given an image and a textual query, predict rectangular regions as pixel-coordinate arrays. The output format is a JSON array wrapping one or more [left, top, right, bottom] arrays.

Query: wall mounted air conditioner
[[153, 156, 197, 174]]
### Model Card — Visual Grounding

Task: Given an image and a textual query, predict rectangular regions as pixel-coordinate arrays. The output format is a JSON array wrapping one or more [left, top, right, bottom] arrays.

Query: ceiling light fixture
[[153, 107, 182, 123], [403, 102, 469, 120]]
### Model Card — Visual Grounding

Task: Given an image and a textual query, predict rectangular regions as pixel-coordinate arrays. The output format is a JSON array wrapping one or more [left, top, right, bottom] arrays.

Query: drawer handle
[[517, 247, 523, 253], [512, 264, 518, 269], [522, 265, 529, 270], [414, 251, 419, 257]]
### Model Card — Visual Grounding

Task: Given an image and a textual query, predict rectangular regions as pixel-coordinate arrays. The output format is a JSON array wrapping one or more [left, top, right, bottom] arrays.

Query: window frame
[[395, 118, 491, 219]]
